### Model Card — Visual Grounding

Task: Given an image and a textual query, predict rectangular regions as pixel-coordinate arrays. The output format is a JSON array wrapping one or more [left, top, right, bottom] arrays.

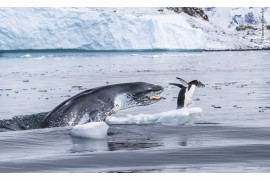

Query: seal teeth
[[149, 95, 161, 100]]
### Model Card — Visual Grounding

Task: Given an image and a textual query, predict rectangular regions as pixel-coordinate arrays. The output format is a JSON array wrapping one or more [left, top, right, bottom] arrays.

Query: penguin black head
[[169, 77, 205, 89], [188, 80, 205, 87]]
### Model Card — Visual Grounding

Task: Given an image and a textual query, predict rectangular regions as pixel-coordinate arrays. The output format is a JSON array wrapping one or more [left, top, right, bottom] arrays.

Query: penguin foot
[[186, 102, 192, 107]]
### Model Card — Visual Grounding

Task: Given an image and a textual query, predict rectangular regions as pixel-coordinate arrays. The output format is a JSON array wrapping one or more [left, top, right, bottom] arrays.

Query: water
[[0, 50, 270, 172]]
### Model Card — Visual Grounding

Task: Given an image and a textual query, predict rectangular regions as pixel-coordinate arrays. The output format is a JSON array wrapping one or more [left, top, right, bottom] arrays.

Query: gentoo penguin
[[169, 77, 205, 109]]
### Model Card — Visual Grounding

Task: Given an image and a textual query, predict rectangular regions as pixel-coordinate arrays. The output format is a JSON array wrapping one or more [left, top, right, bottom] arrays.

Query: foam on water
[[106, 107, 202, 126], [21, 54, 31, 58], [71, 122, 109, 139]]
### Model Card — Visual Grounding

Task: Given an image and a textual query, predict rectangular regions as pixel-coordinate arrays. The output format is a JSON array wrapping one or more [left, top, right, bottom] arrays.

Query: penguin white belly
[[184, 85, 196, 107]]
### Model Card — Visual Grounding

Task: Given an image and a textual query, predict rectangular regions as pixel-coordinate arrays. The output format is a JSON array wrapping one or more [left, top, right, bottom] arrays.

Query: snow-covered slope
[[204, 7, 269, 30], [200, 7, 270, 50], [0, 8, 205, 51]]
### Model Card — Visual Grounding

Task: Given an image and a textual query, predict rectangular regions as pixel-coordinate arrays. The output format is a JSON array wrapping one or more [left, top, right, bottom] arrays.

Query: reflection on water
[[107, 141, 161, 151], [68, 125, 203, 153], [70, 137, 108, 153]]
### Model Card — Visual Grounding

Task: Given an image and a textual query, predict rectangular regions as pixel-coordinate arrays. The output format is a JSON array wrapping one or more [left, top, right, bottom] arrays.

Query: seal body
[[40, 82, 163, 128]]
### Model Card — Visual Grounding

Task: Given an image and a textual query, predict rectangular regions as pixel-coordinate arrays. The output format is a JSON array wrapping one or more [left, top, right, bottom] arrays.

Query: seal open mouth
[[132, 84, 163, 106], [148, 86, 163, 101], [149, 94, 161, 100]]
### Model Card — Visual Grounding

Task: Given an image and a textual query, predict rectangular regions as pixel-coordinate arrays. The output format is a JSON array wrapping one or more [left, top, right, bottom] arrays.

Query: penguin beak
[[200, 83, 205, 87]]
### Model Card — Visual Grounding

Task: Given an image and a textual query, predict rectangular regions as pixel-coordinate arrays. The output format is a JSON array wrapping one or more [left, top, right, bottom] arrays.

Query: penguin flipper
[[169, 83, 185, 88], [176, 77, 188, 87]]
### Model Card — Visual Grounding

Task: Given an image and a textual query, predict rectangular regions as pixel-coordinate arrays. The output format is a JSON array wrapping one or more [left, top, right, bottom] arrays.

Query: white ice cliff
[[0, 8, 206, 51]]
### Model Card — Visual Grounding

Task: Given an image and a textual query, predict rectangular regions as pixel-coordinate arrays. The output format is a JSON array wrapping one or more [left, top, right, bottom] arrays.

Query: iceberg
[[0, 8, 206, 51]]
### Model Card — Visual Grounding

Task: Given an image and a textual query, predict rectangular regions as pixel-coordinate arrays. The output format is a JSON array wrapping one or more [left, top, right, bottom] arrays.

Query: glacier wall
[[0, 8, 206, 51]]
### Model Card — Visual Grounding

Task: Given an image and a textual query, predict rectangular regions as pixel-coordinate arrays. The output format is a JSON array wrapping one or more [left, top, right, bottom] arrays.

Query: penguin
[[169, 77, 205, 109]]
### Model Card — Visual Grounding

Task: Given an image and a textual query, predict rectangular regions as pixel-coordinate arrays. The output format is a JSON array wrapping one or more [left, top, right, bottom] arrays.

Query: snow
[[204, 7, 270, 30], [0, 7, 205, 51], [200, 7, 270, 50], [106, 107, 202, 126], [71, 122, 109, 139], [180, 7, 270, 50]]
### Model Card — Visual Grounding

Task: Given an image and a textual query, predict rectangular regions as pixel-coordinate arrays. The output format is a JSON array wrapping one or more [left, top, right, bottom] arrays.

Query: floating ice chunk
[[33, 56, 46, 60], [106, 107, 202, 126], [151, 55, 160, 58], [184, 107, 203, 114], [156, 110, 190, 126], [71, 122, 109, 139], [21, 54, 31, 58]]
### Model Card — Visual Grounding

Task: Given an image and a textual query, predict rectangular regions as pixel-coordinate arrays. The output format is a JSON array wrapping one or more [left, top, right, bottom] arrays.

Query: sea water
[[0, 50, 270, 172]]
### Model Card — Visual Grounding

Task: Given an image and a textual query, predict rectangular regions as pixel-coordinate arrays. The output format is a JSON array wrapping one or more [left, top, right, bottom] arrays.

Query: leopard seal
[[40, 82, 163, 128]]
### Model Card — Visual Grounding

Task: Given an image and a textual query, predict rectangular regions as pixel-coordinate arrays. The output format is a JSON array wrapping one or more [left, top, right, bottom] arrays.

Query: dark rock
[[39, 90, 47, 92], [236, 25, 257, 31], [167, 7, 209, 21]]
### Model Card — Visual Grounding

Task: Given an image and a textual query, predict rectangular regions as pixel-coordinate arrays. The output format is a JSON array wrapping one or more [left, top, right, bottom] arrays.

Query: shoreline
[[205, 48, 270, 52], [0, 48, 269, 55]]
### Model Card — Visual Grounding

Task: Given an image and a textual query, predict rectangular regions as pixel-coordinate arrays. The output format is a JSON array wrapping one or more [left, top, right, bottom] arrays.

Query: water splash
[[0, 112, 48, 131]]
